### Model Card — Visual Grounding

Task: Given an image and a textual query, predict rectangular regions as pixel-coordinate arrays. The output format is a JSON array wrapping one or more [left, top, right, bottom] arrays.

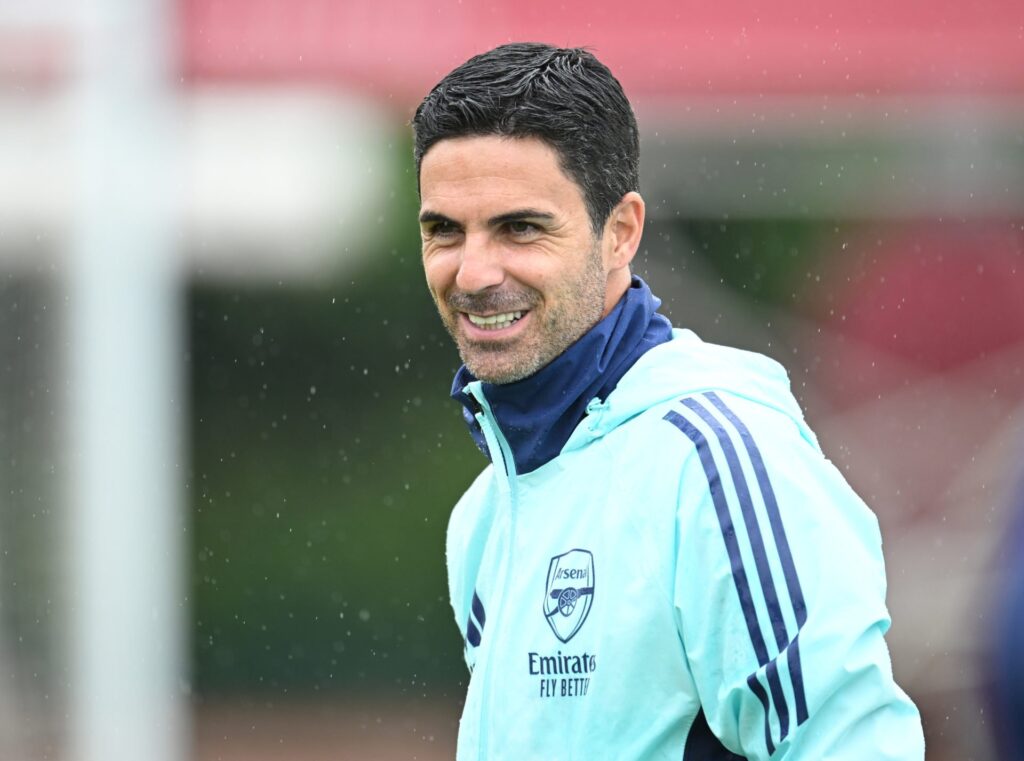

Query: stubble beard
[[440, 246, 607, 385]]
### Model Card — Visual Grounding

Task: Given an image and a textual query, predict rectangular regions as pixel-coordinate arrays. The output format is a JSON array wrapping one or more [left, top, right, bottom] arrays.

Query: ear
[[603, 191, 645, 272]]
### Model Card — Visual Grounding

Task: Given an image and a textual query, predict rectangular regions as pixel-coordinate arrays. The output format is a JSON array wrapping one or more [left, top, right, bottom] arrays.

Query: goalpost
[[66, 2, 187, 760]]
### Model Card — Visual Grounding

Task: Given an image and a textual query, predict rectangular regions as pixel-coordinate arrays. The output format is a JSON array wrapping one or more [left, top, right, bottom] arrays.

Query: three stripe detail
[[466, 590, 486, 648], [664, 392, 808, 755]]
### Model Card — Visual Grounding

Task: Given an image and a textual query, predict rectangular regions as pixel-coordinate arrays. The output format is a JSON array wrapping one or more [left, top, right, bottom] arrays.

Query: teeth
[[467, 311, 524, 330]]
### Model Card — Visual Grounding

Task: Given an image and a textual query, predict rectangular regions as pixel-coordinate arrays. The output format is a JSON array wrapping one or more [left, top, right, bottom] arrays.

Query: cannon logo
[[544, 549, 595, 643]]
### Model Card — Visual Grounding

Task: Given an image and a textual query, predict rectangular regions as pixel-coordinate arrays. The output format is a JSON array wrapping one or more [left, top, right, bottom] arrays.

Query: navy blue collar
[[451, 276, 673, 475]]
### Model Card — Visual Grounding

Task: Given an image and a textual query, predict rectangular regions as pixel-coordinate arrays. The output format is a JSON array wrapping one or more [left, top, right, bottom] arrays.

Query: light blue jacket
[[447, 326, 924, 760]]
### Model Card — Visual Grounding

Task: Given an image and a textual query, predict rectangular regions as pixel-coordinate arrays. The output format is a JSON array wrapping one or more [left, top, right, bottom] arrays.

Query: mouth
[[459, 309, 531, 339], [465, 310, 526, 331]]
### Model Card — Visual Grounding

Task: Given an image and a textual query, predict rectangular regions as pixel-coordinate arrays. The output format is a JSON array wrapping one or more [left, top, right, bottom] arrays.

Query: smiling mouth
[[465, 310, 526, 331]]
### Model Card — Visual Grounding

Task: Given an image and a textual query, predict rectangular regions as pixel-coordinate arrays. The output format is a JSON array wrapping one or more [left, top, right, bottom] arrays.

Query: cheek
[[500, 244, 565, 283], [514, 246, 590, 289], [422, 252, 457, 298]]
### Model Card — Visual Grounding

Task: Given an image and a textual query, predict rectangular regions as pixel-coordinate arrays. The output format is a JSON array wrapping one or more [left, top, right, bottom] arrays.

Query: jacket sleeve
[[668, 391, 924, 760]]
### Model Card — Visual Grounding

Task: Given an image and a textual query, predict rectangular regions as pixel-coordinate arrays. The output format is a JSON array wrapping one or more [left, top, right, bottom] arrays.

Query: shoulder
[[659, 387, 847, 511], [666, 388, 885, 586], [604, 383, 818, 487], [662, 389, 820, 466]]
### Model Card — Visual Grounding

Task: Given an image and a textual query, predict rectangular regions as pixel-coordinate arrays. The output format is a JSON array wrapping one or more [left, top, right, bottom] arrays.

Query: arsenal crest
[[544, 549, 595, 643]]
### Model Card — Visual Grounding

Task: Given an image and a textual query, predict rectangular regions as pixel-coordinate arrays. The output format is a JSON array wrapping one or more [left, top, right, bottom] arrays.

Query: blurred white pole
[[66, 2, 186, 761]]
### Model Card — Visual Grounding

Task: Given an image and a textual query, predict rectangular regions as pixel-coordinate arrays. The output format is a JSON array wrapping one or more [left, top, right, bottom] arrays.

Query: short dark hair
[[412, 42, 640, 234]]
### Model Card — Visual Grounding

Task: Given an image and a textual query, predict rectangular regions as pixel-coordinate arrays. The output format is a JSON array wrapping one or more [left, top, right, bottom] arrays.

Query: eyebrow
[[487, 209, 555, 227], [418, 208, 555, 227], [419, 210, 455, 226]]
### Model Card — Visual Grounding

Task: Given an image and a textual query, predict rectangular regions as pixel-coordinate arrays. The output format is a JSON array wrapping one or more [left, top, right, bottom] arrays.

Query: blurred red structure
[[817, 223, 1024, 408], [179, 0, 1024, 101]]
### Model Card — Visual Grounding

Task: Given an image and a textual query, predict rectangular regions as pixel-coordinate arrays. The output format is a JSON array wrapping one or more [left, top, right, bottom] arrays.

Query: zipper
[[466, 383, 517, 761]]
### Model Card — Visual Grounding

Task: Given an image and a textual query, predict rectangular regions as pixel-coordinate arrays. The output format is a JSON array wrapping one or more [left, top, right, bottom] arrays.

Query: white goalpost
[[66, 2, 187, 760]]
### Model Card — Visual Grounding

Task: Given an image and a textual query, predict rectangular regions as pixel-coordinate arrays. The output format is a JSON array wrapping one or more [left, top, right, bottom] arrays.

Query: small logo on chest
[[544, 549, 595, 643]]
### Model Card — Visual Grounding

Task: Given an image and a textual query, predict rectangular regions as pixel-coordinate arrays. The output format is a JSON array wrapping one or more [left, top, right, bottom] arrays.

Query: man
[[413, 43, 924, 759]]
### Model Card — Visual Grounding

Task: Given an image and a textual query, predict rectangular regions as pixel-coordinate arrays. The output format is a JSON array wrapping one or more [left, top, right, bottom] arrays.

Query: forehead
[[418, 135, 586, 219]]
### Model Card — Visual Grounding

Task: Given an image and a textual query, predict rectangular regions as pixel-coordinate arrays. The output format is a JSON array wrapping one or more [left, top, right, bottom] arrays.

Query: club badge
[[544, 549, 595, 643]]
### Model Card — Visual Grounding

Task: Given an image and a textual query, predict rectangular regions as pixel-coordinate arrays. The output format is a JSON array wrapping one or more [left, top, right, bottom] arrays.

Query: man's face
[[418, 135, 617, 384]]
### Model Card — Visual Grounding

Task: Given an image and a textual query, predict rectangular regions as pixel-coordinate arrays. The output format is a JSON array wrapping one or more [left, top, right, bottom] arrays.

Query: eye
[[426, 221, 461, 243], [507, 220, 540, 238]]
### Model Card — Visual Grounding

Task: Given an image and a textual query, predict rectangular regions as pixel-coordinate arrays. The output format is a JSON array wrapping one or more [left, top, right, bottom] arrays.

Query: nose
[[454, 233, 505, 293]]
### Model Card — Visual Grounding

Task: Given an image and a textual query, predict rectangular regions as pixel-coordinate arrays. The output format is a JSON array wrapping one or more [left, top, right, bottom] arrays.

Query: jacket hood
[[562, 328, 818, 454]]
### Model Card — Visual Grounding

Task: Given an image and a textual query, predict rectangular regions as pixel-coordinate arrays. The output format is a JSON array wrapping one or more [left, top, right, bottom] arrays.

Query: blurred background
[[1, 1, 1022, 759]]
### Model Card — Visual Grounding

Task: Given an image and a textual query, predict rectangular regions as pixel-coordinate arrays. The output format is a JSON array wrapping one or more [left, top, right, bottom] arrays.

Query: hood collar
[[451, 276, 673, 475]]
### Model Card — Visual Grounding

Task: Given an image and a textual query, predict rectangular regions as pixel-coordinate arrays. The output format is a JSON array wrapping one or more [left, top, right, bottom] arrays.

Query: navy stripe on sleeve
[[663, 410, 771, 667], [466, 616, 481, 647], [681, 398, 790, 651], [664, 409, 776, 753], [466, 589, 486, 649], [746, 674, 776, 756], [472, 591, 487, 629], [704, 391, 809, 724], [681, 397, 792, 740], [666, 393, 813, 753]]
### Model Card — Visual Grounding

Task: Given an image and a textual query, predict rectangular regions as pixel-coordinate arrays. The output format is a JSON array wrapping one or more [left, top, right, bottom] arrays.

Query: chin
[[467, 366, 518, 385], [465, 357, 530, 385]]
